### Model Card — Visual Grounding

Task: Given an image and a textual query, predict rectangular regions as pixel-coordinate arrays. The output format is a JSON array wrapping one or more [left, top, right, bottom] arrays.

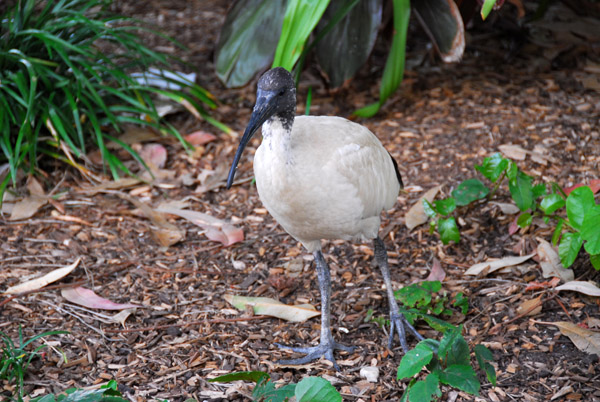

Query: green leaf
[[517, 212, 533, 228], [434, 197, 456, 216], [474, 344, 496, 386], [452, 179, 489, 206], [422, 199, 437, 218], [215, 0, 287, 87], [558, 232, 583, 268], [540, 193, 566, 215], [452, 292, 469, 315], [439, 365, 480, 395], [446, 335, 470, 366], [481, 0, 498, 20], [273, 0, 331, 70], [532, 183, 547, 199], [566, 186, 595, 231], [590, 254, 600, 271], [582, 205, 600, 255], [295, 377, 341, 402], [474, 153, 508, 183], [509, 171, 533, 212], [316, 0, 382, 87], [354, 0, 409, 117], [209, 371, 269, 384], [408, 372, 441, 402], [395, 283, 432, 307], [552, 218, 564, 246], [397, 343, 434, 379], [412, 0, 464, 62], [438, 217, 460, 244], [438, 327, 461, 361]]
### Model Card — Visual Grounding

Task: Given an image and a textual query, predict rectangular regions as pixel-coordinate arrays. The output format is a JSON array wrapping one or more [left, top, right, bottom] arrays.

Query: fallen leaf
[[425, 258, 446, 282], [537, 240, 574, 282], [587, 317, 600, 329], [4, 258, 81, 294], [499, 144, 527, 161], [551, 385, 574, 401], [524, 277, 560, 291], [61, 287, 141, 310], [81, 178, 142, 195], [464, 253, 535, 276], [157, 207, 243, 246], [9, 176, 48, 221], [516, 295, 543, 316], [111, 309, 135, 326], [405, 185, 442, 230], [113, 126, 161, 147], [555, 281, 600, 297], [508, 217, 519, 235], [490, 202, 521, 215], [563, 183, 585, 196], [224, 295, 319, 322], [139, 143, 167, 169], [552, 321, 600, 355], [591, 179, 600, 194], [185, 131, 217, 146]]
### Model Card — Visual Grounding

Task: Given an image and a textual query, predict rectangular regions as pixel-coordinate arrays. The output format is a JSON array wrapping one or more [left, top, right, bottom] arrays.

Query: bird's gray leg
[[275, 250, 355, 370], [374, 236, 424, 350]]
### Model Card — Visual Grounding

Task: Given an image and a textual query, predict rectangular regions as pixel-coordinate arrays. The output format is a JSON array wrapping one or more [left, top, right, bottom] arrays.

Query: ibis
[[227, 67, 423, 369]]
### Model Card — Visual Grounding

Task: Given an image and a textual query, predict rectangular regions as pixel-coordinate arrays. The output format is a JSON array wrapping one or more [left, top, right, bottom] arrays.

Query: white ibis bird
[[227, 67, 423, 369]]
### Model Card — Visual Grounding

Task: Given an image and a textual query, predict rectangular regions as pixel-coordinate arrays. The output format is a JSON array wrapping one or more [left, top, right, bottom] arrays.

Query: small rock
[[359, 366, 379, 383]]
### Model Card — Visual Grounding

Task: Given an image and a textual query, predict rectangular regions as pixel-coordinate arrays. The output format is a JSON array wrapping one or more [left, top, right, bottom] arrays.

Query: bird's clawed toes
[[388, 312, 424, 351], [275, 341, 356, 371]]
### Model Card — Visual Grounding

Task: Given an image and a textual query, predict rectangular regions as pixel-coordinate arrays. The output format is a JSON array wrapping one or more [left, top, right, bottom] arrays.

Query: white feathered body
[[254, 115, 399, 253]]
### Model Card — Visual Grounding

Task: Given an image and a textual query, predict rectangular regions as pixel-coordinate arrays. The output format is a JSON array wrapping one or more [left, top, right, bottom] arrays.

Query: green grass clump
[[0, 0, 226, 197]]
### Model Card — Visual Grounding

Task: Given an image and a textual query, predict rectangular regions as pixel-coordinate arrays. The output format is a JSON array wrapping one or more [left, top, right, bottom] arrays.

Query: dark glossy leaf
[[295, 377, 341, 402], [273, 0, 331, 70], [558, 232, 583, 268], [397, 343, 434, 379], [439, 365, 480, 395], [215, 0, 287, 87], [474, 344, 497, 386], [209, 370, 269, 383], [316, 0, 382, 87], [475, 153, 508, 183], [409, 372, 441, 401], [438, 326, 461, 361], [438, 217, 460, 244], [566, 186, 595, 230], [517, 212, 532, 228], [434, 197, 456, 216], [446, 335, 470, 366], [509, 171, 533, 212], [452, 179, 489, 206], [582, 205, 600, 255], [540, 193, 565, 215], [413, 0, 464, 62]]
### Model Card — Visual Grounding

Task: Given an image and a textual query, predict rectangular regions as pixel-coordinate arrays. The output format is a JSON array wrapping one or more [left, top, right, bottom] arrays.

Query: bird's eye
[[278, 89, 285, 97]]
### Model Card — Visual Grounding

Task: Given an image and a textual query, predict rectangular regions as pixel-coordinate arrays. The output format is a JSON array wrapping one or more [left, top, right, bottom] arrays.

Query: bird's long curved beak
[[226, 91, 277, 189]]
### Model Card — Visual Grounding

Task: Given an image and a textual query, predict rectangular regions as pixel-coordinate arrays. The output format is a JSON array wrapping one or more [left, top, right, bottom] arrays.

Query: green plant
[[209, 371, 341, 402], [0, 0, 228, 196], [0, 328, 67, 402], [215, 0, 503, 116], [423, 152, 600, 270], [397, 327, 496, 401], [30, 380, 128, 402]]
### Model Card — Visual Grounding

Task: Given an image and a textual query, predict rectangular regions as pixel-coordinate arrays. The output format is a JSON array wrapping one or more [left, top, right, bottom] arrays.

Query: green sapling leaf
[[422, 199, 437, 218], [452, 179, 489, 206], [509, 170, 533, 211], [438, 217, 460, 244], [434, 197, 456, 216], [439, 365, 480, 395], [397, 343, 434, 379], [582, 205, 600, 255], [552, 218, 564, 246], [474, 153, 508, 183], [558, 232, 583, 268], [540, 193, 565, 215], [591, 254, 600, 271], [409, 372, 441, 402], [517, 212, 532, 228], [295, 377, 341, 402], [566, 186, 595, 230]]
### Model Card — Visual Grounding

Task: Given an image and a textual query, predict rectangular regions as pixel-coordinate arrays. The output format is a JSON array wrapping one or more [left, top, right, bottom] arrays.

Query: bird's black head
[[226, 67, 297, 188]]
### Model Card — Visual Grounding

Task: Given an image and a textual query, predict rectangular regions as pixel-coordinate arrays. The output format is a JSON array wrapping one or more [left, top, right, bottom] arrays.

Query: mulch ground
[[1, 1, 600, 401]]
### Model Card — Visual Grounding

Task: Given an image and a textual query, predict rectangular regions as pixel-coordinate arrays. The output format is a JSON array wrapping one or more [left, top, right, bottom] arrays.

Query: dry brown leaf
[[537, 240, 574, 282], [555, 281, 600, 296], [553, 321, 600, 355], [425, 258, 446, 282], [4, 258, 81, 294], [61, 287, 142, 310], [499, 144, 527, 160], [405, 185, 442, 230], [490, 202, 521, 215], [82, 178, 142, 195], [9, 176, 48, 221], [124, 195, 185, 247], [464, 253, 535, 276], [224, 294, 319, 322], [516, 295, 543, 316]]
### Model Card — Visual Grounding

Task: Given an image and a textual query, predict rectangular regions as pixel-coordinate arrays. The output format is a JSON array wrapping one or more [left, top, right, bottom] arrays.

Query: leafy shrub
[[0, 0, 226, 196], [424, 153, 600, 270], [30, 380, 127, 402]]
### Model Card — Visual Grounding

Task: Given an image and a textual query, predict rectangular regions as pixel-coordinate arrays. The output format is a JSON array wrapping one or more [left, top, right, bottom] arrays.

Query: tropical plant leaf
[[413, 0, 465, 62], [215, 0, 287, 87], [316, 0, 382, 87]]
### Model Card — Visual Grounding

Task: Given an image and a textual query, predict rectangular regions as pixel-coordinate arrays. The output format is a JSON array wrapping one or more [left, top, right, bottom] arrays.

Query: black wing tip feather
[[388, 152, 404, 188]]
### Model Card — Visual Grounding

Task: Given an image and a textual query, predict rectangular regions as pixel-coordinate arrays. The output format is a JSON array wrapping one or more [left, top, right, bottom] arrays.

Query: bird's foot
[[275, 339, 356, 371], [388, 311, 425, 351]]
